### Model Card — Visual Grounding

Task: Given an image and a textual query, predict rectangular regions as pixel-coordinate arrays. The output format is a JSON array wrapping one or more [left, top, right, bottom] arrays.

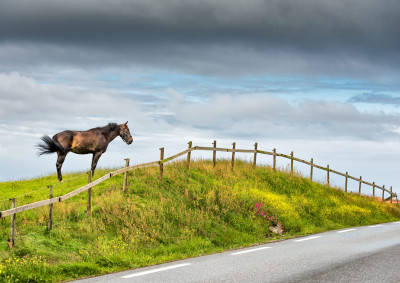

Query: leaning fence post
[[213, 140, 217, 167], [87, 171, 92, 216], [231, 142, 236, 169], [123, 158, 130, 193], [327, 164, 330, 186], [372, 182, 375, 197], [187, 141, 192, 169], [48, 186, 53, 231], [382, 185, 385, 202], [290, 151, 294, 174], [359, 176, 362, 194], [310, 158, 313, 181], [159, 147, 164, 178], [345, 172, 348, 193], [390, 186, 393, 203], [9, 198, 16, 248], [253, 142, 258, 168], [273, 148, 276, 171]]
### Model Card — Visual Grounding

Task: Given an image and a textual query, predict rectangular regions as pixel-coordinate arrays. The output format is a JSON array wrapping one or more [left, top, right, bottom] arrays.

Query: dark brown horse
[[37, 122, 133, 181]]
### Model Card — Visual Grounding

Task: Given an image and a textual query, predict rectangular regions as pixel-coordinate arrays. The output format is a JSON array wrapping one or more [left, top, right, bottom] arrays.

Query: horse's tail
[[36, 135, 65, 156]]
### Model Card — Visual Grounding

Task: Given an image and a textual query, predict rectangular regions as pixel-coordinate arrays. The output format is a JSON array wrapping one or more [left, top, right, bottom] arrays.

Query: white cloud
[[0, 72, 152, 131], [1, 73, 399, 153], [166, 91, 400, 140]]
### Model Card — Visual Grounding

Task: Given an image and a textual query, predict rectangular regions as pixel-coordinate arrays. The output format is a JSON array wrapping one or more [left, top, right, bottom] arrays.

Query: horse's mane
[[98, 123, 119, 135]]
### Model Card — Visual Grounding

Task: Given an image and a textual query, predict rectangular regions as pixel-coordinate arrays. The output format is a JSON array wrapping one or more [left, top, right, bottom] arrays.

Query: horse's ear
[[124, 121, 128, 125]]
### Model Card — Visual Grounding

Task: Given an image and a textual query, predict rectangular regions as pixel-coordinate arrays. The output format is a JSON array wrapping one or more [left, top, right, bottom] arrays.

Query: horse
[[36, 122, 133, 182]]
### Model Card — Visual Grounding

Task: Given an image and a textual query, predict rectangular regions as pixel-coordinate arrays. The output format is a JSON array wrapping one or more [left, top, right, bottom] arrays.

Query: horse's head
[[120, 121, 133, 145]]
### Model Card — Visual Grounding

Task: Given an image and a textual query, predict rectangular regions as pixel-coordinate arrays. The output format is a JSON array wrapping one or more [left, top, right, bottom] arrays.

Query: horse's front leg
[[56, 152, 67, 182], [91, 151, 103, 177]]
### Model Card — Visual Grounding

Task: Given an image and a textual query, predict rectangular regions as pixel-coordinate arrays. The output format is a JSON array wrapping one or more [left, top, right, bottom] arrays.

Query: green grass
[[0, 159, 399, 282]]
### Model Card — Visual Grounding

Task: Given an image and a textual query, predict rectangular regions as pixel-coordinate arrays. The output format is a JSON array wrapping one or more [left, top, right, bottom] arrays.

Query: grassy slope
[[0, 160, 399, 282]]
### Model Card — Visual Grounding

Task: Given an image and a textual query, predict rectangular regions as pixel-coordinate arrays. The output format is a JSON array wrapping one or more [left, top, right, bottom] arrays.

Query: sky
[[1, 0, 400, 197]]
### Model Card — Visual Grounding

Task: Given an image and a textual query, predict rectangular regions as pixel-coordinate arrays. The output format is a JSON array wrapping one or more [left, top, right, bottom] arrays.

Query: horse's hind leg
[[56, 152, 67, 182]]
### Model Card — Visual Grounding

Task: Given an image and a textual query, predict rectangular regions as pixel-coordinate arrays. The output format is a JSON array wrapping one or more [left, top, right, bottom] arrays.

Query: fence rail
[[1, 141, 398, 248]]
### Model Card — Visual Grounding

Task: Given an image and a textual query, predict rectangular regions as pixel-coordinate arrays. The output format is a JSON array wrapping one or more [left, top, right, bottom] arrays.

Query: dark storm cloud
[[1, 0, 400, 77]]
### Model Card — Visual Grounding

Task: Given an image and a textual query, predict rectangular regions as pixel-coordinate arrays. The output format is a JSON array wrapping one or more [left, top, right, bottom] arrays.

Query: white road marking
[[121, 263, 191, 279], [294, 236, 322, 242], [231, 246, 271, 255], [369, 224, 383, 228], [337, 228, 356, 233]]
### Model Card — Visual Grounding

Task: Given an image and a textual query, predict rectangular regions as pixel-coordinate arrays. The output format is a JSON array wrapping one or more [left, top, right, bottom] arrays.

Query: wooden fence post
[[231, 142, 236, 169], [160, 147, 164, 178], [253, 142, 258, 168], [290, 151, 294, 174], [359, 176, 362, 194], [123, 158, 130, 193], [372, 182, 375, 197], [87, 171, 92, 216], [390, 186, 393, 203], [48, 186, 53, 231], [273, 148, 276, 171], [9, 198, 16, 248], [310, 158, 313, 181], [382, 185, 385, 202], [187, 141, 192, 169], [213, 140, 217, 167], [327, 165, 330, 186], [345, 172, 348, 193]]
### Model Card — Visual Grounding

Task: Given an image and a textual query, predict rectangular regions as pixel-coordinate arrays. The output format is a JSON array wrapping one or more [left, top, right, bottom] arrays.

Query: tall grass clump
[[0, 159, 399, 282]]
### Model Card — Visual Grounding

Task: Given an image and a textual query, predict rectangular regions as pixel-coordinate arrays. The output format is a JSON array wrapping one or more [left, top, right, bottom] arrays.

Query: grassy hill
[[1, 159, 399, 282]]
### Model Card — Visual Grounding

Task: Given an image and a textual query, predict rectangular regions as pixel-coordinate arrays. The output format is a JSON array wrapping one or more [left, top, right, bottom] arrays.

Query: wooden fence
[[1, 141, 398, 248]]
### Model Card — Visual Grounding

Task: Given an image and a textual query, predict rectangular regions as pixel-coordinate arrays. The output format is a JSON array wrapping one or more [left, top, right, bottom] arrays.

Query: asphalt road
[[76, 221, 400, 283]]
